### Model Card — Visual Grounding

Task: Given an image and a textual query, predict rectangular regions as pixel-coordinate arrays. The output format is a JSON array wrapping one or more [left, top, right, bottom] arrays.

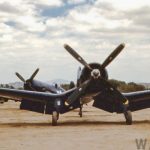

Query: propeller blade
[[64, 44, 92, 70], [65, 79, 91, 106], [100, 78, 128, 104], [101, 43, 125, 68], [15, 72, 26, 83], [29, 68, 39, 81]]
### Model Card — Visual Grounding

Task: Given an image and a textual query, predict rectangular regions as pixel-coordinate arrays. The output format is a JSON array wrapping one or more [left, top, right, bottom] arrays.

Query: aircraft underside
[[20, 98, 80, 114]]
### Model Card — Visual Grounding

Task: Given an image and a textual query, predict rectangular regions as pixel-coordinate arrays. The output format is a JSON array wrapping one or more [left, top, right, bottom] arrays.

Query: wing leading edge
[[0, 88, 150, 113], [0, 88, 81, 114], [123, 90, 150, 111], [0, 88, 76, 103]]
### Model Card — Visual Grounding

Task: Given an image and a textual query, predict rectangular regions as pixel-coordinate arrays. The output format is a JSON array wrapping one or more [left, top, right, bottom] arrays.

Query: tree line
[[61, 79, 146, 92], [0, 79, 146, 93], [109, 79, 145, 92], [0, 84, 14, 89]]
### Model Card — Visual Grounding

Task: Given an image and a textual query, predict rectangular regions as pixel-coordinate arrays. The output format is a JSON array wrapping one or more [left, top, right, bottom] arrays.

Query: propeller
[[64, 43, 127, 106], [101, 43, 125, 68], [65, 79, 91, 105], [30, 68, 39, 81], [15, 72, 26, 83], [66, 76, 128, 106], [99, 77, 128, 104], [64, 44, 92, 70], [15, 68, 39, 90], [64, 43, 125, 70]]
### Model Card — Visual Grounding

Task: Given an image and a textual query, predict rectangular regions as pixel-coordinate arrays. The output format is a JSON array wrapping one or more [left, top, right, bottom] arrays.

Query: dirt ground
[[0, 101, 149, 150]]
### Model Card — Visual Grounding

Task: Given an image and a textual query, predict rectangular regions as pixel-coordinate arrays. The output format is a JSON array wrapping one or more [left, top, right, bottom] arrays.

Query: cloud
[[96, 0, 150, 10], [34, 0, 63, 7], [0, 2, 21, 14], [67, 0, 87, 5], [0, 0, 150, 83]]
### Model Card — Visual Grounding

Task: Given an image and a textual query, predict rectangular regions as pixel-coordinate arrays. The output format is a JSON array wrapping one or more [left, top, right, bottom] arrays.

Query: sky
[[0, 0, 150, 83]]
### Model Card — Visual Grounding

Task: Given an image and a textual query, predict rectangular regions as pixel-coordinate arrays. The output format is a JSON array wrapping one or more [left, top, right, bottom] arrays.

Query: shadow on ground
[[0, 120, 149, 127]]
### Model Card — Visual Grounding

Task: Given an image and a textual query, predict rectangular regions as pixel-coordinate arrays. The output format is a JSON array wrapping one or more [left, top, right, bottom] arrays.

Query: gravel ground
[[0, 101, 149, 150]]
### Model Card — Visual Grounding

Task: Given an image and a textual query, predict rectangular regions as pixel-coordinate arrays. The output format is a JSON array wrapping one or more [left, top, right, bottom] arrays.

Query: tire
[[52, 111, 58, 126], [79, 111, 82, 117], [57, 113, 59, 120], [124, 110, 132, 125]]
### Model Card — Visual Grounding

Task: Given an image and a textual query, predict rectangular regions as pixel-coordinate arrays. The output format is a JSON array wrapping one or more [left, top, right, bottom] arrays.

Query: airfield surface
[[0, 101, 149, 150]]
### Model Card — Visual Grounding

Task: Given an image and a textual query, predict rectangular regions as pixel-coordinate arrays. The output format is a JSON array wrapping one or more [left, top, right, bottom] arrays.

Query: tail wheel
[[79, 106, 83, 117], [57, 113, 59, 120], [52, 111, 59, 126], [124, 110, 132, 125], [79, 111, 82, 117]]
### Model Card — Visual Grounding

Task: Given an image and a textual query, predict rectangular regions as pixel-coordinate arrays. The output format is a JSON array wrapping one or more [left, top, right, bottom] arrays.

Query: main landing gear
[[52, 111, 59, 126], [124, 110, 132, 125], [122, 101, 132, 125], [79, 105, 83, 117]]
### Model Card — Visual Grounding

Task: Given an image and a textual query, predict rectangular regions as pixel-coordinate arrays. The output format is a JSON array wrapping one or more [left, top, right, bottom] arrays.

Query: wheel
[[52, 111, 58, 126], [124, 110, 132, 125], [57, 112, 59, 120]]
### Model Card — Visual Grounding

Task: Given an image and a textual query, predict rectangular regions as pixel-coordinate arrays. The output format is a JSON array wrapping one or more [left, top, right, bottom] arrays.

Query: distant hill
[[7, 79, 70, 89], [48, 79, 70, 85]]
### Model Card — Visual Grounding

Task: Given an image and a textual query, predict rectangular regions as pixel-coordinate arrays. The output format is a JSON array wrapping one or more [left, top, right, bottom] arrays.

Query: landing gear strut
[[122, 104, 132, 125], [124, 110, 132, 125], [79, 105, 83, 117], [52, 111, 59, 126]]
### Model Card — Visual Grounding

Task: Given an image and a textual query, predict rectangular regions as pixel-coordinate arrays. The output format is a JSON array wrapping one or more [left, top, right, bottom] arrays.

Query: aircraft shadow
[[0, 122, 50, 127], [0, 120, 149, 127], [59, 120, 150, 126]]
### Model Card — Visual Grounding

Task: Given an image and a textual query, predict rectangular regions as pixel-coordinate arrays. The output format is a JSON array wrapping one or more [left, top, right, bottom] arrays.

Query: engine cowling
[[78, 62, 108, 85]]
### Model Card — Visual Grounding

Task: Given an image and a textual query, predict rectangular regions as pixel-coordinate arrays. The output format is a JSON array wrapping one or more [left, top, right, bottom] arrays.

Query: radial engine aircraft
[[15, 68, 66, 112], [0, 43, 150, 126], [15, 68, 65, 93], [0, 68, 65, 109]]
